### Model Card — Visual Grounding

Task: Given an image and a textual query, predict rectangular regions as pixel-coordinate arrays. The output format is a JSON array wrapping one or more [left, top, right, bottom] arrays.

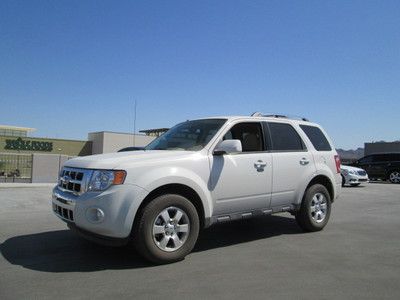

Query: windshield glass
[[145, 119, 226, 151]]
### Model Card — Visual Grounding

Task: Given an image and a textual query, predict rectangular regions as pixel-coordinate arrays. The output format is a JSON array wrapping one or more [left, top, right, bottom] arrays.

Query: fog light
[[86, 207, 105, 223]]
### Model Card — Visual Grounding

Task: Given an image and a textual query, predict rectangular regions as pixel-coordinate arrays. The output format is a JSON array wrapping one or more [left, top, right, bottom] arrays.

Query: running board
[[211, 206, 295, 226]]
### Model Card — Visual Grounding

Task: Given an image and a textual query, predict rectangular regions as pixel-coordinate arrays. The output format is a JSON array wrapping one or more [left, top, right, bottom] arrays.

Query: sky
[[0, 0, 399, 149]]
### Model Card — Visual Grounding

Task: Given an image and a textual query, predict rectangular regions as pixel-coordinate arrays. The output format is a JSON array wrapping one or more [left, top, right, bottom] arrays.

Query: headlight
[[342, 169, 348, 176], [348, 170, 356, 175], [87, 170, 126, 192]]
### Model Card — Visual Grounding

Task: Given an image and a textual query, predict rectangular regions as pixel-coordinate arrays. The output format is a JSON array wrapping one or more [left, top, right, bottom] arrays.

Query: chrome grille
[[58, 167, 92, 195], [53, 203, 74, 221]]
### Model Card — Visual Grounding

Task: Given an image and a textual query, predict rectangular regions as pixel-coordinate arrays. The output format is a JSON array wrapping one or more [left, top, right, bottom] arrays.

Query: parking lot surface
[[1, 183, 400, 299]]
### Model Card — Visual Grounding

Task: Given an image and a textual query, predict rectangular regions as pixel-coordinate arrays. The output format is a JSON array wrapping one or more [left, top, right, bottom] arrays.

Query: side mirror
[[213, 140, 242, 155]]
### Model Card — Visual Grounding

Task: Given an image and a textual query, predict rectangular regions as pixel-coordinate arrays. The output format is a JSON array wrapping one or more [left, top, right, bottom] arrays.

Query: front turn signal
[[113, 170, 126, 185]]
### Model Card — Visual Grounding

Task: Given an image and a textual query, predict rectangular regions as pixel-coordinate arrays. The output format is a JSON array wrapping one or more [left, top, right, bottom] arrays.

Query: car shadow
[[0, 215, 302, 272], [368, 180, 390, 184]]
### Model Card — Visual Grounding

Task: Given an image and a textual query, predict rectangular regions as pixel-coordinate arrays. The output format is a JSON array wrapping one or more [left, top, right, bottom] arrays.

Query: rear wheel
[[296, 184, 331, 232], [134, 194, 200, 264], [389, 171, 400, 184]]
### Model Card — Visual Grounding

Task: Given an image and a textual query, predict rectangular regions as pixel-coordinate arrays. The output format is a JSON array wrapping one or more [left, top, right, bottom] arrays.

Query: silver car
[[340, 165, 369, 187]]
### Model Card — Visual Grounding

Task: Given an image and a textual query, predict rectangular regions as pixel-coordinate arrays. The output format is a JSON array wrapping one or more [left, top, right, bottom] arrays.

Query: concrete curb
[[0, 183, 55, 188]]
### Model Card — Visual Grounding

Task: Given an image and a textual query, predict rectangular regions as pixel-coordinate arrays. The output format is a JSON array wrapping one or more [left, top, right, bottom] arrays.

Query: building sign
[[4, 137, 53, 152]]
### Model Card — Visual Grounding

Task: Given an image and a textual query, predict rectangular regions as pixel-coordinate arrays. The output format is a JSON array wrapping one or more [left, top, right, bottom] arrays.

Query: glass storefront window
[[0, 129, 27, 137]]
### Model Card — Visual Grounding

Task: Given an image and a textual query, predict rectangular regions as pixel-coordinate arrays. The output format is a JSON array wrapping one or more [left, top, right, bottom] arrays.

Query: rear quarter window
[[300, 125, 332, 151]]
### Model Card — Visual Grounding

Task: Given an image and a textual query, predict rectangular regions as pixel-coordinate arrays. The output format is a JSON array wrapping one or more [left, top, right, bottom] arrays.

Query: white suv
[[52, 113, 341, 264]]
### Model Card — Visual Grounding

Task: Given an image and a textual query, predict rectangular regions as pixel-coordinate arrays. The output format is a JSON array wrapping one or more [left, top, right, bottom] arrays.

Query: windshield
[[145, 119, 227, 151]]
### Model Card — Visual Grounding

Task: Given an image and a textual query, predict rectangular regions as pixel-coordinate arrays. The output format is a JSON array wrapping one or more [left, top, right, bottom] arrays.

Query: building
[[139, 128, 169, 137], [0, 125, 35, 137], [0, 125, 92, 156], [364, 141, 400, 156], [88, 131, 155, 154], [0, 125, 161, 157], [0, 124, 162, 183]]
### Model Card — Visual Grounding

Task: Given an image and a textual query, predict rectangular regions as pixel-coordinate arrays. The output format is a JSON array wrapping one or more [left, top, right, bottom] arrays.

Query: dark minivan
[[352, 153, 400, 183]]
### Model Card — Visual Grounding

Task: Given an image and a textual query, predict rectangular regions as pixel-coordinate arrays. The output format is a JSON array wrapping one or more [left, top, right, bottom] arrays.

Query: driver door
[[209, 122, 272, 216]]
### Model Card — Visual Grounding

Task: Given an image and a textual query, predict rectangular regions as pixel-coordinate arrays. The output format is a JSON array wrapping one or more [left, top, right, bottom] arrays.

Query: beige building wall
[[31, 153, 69, 183], [88, 131, 155, 154], [87, 132, 104, 155]]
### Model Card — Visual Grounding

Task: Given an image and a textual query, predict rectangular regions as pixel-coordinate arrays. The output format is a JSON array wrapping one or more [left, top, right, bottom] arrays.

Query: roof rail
[[250, 112, 309, 122]]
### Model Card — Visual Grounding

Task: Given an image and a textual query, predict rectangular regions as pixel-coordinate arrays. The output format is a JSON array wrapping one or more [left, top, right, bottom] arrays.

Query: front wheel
[[134, 194, 200, 264], [295, 184, 331, 232], [389, 171, 400, 184]]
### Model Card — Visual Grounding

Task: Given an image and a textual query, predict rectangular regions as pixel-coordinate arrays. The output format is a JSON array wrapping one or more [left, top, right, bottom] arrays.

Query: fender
[[128, 166, 213, 220]]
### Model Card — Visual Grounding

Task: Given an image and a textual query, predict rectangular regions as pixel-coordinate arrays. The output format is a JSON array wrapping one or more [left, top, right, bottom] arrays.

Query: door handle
[[254, 160, 267, 169], [299, 158, 310, 165]]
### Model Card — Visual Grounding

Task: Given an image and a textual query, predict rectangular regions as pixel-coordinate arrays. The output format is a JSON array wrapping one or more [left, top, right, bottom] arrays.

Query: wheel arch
[[387, 169, 400, 181], [132, 183, 207, 232], [303, 175, 335, 203]]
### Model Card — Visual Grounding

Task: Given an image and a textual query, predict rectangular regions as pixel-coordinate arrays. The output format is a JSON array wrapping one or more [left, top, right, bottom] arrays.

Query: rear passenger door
[[266, 122, 315, 208]]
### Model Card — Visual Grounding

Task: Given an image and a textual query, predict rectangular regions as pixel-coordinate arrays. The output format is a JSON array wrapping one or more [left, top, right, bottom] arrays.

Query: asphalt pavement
[[1, 183, 400, 299]]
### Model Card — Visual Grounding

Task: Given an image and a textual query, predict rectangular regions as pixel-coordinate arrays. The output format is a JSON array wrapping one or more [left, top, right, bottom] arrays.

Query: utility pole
[[133, 100, 137, 146]]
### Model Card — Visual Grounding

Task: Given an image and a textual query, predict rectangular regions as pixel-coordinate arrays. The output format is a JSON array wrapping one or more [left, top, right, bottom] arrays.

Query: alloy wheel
[[152, 206, 190, 252], [389, 171, 400, 183], [310, 193, 328, 223]]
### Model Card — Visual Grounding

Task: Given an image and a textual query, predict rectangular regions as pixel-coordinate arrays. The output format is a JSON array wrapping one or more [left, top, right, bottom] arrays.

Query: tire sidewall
[[138, 194, 200, 263], [302, 184, 332, 230]]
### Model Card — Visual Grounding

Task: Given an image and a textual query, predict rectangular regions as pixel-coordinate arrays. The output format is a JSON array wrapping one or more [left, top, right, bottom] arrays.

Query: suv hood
[[64, 150, 196, 170]]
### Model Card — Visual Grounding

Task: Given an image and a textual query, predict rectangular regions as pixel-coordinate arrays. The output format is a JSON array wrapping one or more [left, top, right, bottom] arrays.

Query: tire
[[295, 184, 331, 232], [341, 175, 346, 187], [388, 170, 400, 184], [133, 194, 200, 264], [350, 183, 361, 187]]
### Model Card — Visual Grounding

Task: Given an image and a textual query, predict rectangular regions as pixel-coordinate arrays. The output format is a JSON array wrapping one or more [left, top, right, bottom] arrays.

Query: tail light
[[334, 155, 341, 173]]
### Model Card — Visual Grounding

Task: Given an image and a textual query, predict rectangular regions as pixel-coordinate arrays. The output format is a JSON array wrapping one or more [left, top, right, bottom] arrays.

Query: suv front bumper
[[52, 184, 148, 239]]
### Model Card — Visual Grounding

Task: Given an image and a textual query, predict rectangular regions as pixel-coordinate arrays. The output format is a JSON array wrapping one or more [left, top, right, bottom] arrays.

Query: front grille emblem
[[62, 175, 70, 185]]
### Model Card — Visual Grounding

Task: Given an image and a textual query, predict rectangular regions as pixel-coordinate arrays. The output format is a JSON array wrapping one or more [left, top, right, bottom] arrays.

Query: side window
[[359, 156, 373, 164], [381, 154, 400, 162], [299, 125, 332, 151], [392, 154, 400, 161], [268, 122, 305, 152], [223, 122, 264, 152], [373, 154, 386, 162]]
